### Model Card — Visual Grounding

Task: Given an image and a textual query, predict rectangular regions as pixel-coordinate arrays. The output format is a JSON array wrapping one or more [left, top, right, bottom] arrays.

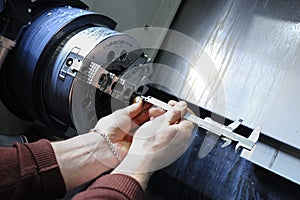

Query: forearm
[[51, 132, 117, 190]]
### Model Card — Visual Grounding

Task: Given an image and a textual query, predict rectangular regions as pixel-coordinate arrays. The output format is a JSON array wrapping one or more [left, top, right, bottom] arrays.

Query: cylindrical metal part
[[0, 6, 145, 136]]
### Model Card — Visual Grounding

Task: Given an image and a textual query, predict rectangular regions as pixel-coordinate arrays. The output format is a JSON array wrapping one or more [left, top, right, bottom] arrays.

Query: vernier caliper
[[141, 96, 261, 156]]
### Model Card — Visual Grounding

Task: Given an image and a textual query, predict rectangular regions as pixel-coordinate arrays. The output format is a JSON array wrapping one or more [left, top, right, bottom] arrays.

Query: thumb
[[127, 97, 143, 118], [165, 101, 187, 125]]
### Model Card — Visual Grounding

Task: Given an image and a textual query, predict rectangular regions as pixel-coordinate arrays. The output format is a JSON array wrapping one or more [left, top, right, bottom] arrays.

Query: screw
[[98, 74, 107, 85], [66, 58, 73, 67]]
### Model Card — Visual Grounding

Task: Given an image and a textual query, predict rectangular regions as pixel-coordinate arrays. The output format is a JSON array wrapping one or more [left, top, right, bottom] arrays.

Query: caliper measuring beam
[[141, 96, 261, 153]]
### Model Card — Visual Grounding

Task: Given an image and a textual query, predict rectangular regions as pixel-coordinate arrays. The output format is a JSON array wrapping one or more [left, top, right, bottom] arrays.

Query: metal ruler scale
[[142, 96, 261, 154]]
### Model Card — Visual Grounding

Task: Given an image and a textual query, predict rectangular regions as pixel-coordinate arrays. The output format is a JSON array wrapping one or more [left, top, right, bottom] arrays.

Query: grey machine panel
[[147, 0, 300, 185]]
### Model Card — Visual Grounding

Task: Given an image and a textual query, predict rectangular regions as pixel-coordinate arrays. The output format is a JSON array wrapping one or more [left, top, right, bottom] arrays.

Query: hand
[[52, 98, 161, 190], [112, 100, 195, 189], [93, 97, 159, 159]]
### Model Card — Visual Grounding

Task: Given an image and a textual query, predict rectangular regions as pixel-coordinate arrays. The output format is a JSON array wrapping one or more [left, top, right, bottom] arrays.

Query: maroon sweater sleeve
[[73, 174, 144, 200], [0, 139, 66, 199]]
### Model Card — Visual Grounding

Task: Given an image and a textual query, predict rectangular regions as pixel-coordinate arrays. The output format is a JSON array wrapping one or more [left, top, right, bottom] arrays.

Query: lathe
[[0, 0, 299, 199]]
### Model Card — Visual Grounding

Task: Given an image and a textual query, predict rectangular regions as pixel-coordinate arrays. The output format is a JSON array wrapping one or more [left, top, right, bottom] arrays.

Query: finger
[[187, 107, 194, 115], [168, 100, 177, 106], [132, 96, 142, 104], [127, 98, 143, 118], [148, 106, 166, 120], [165, 101, 187, 125], [131, 101, 153, 125], [177, 119, 194, 137], [132, 109, 150, 126], [141, 102, 152, 112], [170, 100, 194, 115], [132, 104, 166, 127], [168, 120, 194, 147], [124, 134, 133, 143]]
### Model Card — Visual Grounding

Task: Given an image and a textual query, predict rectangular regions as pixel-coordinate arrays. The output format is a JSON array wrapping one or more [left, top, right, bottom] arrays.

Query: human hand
[[112, 100, 195, 189], [93, 97, 164, 159]]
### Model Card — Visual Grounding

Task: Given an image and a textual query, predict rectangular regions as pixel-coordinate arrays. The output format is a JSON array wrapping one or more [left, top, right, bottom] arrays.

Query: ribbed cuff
[[27, 139, 66, 199], [91, 174, 144, 200]]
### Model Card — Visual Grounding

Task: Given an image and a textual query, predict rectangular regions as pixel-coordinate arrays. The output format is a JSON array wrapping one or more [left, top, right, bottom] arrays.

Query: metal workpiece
[[0, 1, 152, 135], [49, 26, 124, 131], [0, 6, 120, 134], [72, 39, 150, 133], [82, 61, 152, 102]]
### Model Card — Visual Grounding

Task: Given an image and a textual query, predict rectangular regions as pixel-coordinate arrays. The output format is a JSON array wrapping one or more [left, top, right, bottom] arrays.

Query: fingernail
[[168, 100, 176, 106], [134, 96, 142, 103]]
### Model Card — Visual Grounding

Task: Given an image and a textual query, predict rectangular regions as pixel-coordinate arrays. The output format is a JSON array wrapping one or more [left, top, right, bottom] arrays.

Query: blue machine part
[[0, 0, 3, 13], [14, 7, 96, 117], [1, 6, 117, 133]]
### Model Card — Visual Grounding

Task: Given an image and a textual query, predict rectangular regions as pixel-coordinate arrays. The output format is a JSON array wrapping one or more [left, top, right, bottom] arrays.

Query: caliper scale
[[141, 96, 261, 156]]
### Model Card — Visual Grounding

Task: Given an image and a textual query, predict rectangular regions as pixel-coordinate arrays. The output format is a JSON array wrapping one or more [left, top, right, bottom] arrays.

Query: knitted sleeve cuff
[[89, 174, 144, 200], [26, 139, 66, 199]]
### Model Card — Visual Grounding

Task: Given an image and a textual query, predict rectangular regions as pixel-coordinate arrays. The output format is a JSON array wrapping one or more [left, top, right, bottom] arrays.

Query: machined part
[[0, 5, 152, 137], [81, 60, 152, 104], [82, 61, 119, 95], [114, 63, 153, 102], [58, 47, 84, 80], [71, 31, 147, 134], [0, 6, 117, 134]]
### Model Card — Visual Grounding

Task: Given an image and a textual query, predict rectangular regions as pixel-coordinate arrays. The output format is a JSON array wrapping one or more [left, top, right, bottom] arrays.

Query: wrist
[[90, 128, 123, 163], [51, 132, 118, 190]]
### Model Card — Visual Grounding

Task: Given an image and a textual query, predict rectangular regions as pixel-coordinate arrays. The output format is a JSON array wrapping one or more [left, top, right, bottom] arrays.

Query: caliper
[[141, 96, 261, 156]]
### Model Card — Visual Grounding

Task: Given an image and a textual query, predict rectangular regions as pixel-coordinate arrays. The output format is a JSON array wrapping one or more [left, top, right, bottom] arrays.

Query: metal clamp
[[58, 47, 84, 80]]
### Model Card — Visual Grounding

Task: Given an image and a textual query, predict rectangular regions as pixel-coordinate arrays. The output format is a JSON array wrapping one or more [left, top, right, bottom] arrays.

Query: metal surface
[[148, 0, 300, 185], [0, 134, 27, 147], [154, 0, 300, 149], [82, 0, 182, 59], [0, 6, 117, 134], [78, 52, 151, 104], [142, 96, 260, 153], [58, 48, 85, 80], [51, 26, 122, 131], [147, 130, 300, 199], [1, 4, 153, 136], [241, 138, 300, 185], [70, 28, 149, 133]]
